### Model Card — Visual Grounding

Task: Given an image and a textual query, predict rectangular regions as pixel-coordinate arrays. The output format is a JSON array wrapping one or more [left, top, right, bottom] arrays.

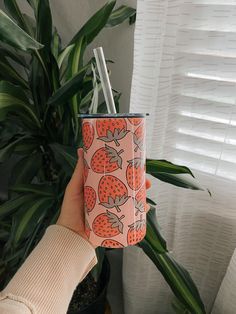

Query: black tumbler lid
[[79, 113, 148, 119]]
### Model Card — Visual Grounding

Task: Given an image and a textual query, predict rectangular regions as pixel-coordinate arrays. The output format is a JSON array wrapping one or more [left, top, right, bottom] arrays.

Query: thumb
[[67, 148, 84, 194]]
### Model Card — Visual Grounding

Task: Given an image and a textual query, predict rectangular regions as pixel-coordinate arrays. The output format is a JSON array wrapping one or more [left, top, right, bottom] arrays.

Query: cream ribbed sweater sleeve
[[0, 225, 97, 314]]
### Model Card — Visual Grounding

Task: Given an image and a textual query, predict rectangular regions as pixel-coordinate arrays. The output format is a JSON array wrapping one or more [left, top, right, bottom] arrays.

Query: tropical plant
[[0, 0, 207, 313]]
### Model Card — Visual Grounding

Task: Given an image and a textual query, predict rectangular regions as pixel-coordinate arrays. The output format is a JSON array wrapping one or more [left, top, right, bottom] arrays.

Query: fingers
[[145, 179, 152, 213], [67, 148, 84, 194], [146, 203, 150, 213], [146, 179, 151, 190]]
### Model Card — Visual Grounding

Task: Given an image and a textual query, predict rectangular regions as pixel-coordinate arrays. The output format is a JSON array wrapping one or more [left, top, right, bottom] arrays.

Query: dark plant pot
[[69, 257, 110, 314]]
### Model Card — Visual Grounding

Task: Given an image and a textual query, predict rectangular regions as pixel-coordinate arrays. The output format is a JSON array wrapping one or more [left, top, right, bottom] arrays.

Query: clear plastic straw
[[93, 47, 117, 114]]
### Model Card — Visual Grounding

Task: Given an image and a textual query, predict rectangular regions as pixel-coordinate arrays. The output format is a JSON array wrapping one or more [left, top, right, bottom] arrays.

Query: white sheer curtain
[[123, 0, 236, 313]]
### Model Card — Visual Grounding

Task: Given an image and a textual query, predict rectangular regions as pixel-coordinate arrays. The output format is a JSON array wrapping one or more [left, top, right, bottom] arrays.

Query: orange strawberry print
[[127, 217, 146, 245], [85, 220, 91, 239], [126, 158, 145, 191], [82, 122, 94, 151], [98, 175, 129, 212], [133, 124, 144, 152], [92, 210, 124, 237], [128, 117, 142, 126], [96, 118, 129, 146], [91, 144, 124, 173], [101, 239, 124, 248], [84, 186, 96, 213], [83, 158, 90, 183], [135, 185, 146, 216]]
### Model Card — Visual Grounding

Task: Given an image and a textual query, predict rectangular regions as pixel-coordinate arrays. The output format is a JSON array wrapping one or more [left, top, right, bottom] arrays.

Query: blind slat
[[163, 0, 236, 180]]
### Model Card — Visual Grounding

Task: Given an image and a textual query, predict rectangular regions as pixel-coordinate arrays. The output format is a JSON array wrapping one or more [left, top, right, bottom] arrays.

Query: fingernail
[[77, 148, 83, 158]]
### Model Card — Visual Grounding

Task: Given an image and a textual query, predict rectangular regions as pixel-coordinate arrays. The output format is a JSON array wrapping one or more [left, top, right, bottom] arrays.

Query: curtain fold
[[123, 0, 236, 313]]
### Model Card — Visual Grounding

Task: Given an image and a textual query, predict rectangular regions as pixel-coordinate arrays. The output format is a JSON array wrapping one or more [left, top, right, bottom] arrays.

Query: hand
[[57, 148, 152, 247]]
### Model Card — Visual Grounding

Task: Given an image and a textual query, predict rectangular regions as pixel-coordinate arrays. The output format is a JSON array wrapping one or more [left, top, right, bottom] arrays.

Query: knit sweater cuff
[[1, 225, 97, 314]]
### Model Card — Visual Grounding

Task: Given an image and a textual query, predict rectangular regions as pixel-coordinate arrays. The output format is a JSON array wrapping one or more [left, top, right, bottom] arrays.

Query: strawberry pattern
[[98, 175, 129, 212], [91, 145, 124, 173], [92, 211, 124, 237], [82, 116, 146, 248], [101, 239, 124, 248], [96, 118, 129, 146], [84, 186, 96, 213], [126, 158, 145, 191], [127, 216, 146, 245], [82, 122, 94, 151]]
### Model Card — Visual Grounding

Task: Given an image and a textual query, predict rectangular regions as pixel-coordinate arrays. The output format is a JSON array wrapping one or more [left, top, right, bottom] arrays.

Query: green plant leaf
[[14, 197, 54, 244], [0, 9, 43, 51], [0, 194, 37, 218], [36, 0, 52, 50], [152, 172, 204, 191], [79, 88, 94, 112], [145, 209, 167, 254], [0, 58, 28, 89], [0, 136, 28, 162], [51, 28, 61, 59], [47, 67, 87, 107], [2, 244, 25, 263], [67, 36, 87, 139], [69, 0, 116, 45], [57, 44, 74, 69], [146, 159, 195, 177], [11, 153, 42, 185], [4, 0, 32, 34], [29, 53, 51, 118], [146, 159, 209, 192], [0, 46, 27, 67], [68, 36, 86, 78], [14, 138, 39, 154], [33, 0, 52, 89], [0, 229, 9, 241], [91, 247, 105, 282], [106, 5, 136, 27], [0, 80, 28, 106], [49, 53, 60, 93], [10, 184, 54, 197], [49, 143, 77, 174], [139, 241, 206, 314], [0, 81, 41, 128], [129, 13, 136, 25], [146, 197, 157, 206], [22, 13, 36, 36], [79, 82, 101, 113], [172, 298, 191, 314]]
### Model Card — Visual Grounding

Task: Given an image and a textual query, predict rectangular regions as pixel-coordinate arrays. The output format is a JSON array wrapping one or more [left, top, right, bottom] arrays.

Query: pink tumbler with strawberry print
[[81, 113, 146, 248]]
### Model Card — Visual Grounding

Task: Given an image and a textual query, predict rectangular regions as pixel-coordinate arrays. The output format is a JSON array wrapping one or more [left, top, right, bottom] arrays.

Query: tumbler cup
[[81, 113, 146, 248]]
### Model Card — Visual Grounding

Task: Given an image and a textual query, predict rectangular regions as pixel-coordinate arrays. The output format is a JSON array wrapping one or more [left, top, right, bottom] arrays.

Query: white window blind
[[164, 0, 236, 180]]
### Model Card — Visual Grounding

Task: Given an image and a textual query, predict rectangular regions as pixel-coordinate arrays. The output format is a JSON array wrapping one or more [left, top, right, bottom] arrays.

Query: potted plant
[[0, 1, 207, 313]]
